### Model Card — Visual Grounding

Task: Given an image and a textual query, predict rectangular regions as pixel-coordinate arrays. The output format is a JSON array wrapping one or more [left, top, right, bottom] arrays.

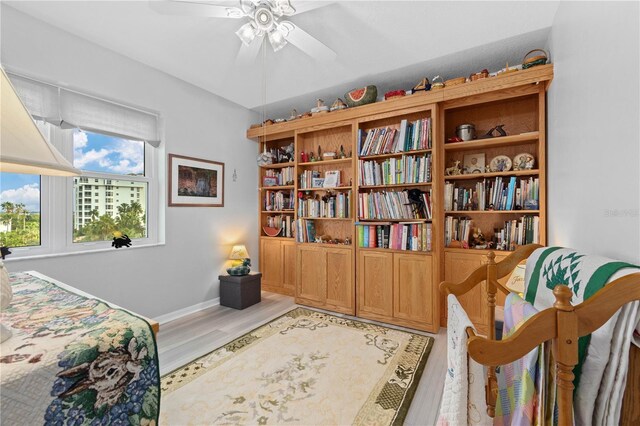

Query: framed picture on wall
[[168, 154, 224, 207]]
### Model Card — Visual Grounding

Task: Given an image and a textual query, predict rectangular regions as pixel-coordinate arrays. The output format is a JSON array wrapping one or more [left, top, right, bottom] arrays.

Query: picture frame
[[323, 170, 340, 188], [168, 154, 224, 207], [311, 177, 325, 188], [463, 153, 486, 174], [263, 177, 278, 187]]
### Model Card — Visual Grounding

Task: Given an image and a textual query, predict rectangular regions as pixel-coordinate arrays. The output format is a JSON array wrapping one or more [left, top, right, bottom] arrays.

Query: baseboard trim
[[155, 298, 220, 326]]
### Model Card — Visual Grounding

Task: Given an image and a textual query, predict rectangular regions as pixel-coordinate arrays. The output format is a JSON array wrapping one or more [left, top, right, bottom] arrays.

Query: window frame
[[4, 123, 160, 259]]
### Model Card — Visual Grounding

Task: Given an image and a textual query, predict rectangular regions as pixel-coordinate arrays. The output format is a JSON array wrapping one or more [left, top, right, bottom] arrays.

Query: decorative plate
[[512, 152, 535, 170], [489, 155, 512, 172], [262, 226, 282, 237]]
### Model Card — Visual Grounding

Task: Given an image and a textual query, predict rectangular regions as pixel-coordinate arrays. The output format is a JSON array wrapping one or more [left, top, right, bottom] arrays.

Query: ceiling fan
[[150, 0, 337, 62]]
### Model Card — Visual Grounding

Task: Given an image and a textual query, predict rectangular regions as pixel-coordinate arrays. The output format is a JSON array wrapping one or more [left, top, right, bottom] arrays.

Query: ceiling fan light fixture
[[268, 28, 287, 52], [236, 22, 258, 46]]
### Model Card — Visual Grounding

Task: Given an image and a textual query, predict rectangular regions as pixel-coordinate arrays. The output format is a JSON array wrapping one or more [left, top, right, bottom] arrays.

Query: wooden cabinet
[[358, 251, 436, 332], [357, 251, 393, 317], [259, 238, 295, 296], [296, 245, 354, 315]]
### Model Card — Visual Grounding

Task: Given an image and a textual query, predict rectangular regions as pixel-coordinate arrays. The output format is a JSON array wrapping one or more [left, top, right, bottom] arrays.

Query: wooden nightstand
[[219, 273, 262, 309]]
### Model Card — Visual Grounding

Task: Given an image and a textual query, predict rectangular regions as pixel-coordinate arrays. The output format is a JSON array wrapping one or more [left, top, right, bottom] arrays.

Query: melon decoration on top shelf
[[344, 85, 377, 107]]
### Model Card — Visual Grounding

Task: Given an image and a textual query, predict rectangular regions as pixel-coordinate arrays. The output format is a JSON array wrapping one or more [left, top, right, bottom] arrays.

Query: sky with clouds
[[1, 131, 144, 213], [74, 130, 144, 175]]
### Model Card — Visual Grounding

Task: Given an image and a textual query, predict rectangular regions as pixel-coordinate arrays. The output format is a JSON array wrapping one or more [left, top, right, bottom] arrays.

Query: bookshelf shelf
[[444, 169, 539, 181], [357, 218, 432, 222], [445, 210, 540, 214], [358, 247, 433, 255], [259, 236, 295, 241], [299, 186, 353, 192], [297, 242, 354, 249], [299, 217, 352, 221], [260, 185, 295, 190], [359, 148, 433, 160], [261, 210, 295, 214], [298, 158, 352, 166], [359, 182, 431, 190], [261, 162, 296, 169], [444, 132, 539, 152]]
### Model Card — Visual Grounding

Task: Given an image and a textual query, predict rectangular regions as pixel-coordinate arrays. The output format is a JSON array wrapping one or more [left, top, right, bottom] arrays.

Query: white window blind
[[8, 72, 161, 147]]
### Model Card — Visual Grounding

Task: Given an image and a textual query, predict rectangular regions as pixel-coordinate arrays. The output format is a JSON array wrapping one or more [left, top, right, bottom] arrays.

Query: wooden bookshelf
[[248, 64, 553, 333]]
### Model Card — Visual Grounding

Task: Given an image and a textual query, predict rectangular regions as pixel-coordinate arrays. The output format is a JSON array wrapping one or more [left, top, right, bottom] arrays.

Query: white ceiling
[[5, 1, 559, 118]]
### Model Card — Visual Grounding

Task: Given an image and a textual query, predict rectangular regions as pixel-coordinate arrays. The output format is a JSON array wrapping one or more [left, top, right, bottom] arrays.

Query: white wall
[[1, 5, 260, 318], [547, 1, 640, 263]]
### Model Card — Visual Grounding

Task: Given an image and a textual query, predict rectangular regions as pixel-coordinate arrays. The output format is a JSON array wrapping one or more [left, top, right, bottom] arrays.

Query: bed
[[440, 245, 640, 425], [0, 271, 160, 425]]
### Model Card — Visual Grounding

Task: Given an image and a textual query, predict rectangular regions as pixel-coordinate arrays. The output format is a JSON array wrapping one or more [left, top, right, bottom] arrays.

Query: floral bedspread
[[0, 272, 159, 426]]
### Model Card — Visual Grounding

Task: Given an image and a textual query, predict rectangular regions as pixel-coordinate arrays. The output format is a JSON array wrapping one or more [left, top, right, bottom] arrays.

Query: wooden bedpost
[[553, 285, 578, 426], [485, 251, 498, 417]]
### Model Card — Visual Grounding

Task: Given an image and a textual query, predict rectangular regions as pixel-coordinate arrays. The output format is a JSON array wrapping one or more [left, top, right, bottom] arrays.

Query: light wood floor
[[157, 291, 446, 425]]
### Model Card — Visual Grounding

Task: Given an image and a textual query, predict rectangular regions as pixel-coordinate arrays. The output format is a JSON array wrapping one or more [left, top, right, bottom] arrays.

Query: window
[[72, 130, 149, 244], [0, 173, 41, 248]]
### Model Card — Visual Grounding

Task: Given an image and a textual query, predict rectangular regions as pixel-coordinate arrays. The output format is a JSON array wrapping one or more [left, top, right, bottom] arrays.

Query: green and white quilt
[[0, 272, 160, 426], [523, 247, 639, 425]]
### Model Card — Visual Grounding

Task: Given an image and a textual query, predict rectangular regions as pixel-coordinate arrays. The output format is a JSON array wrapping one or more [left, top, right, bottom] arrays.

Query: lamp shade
[[506, 261, 527, 294], [229, 245, 250, 260], [0, 67, 80, 176]]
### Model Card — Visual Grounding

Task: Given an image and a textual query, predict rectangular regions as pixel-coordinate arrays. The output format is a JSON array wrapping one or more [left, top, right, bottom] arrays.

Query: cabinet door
[[282, 241, 297, 295], [444, 252, 485, 331], [357, 251, 393, 318], [296, 245, 326, 303], [260, 239, 283, 289], [325, 247, 354, 313], [394, 253, 434, 326]]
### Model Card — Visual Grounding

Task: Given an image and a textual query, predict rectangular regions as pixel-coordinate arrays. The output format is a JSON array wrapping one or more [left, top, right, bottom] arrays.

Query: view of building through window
[[0, 173, 41, 248], [72, 130, 147, 243]]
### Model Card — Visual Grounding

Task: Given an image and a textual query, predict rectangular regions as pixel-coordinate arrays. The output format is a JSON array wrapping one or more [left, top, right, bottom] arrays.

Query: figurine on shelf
[[300, 151, 308, 163], [330, 98, 347, 112], [339, 145, 347, 159], [471, 228, 488, 249], [344, 237, 351, 245], [288, 109, 298, 121], [309, 151, 317, 162], [318, 145, 322, 160], [311, 99, 329, 114], [411, 77, 431, 93], [445, 160, 462, 176]]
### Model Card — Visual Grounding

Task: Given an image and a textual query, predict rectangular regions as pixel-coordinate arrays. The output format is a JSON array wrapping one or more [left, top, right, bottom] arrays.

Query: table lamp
[[227, 245, 251, 276], [0, 66, 81, 342]]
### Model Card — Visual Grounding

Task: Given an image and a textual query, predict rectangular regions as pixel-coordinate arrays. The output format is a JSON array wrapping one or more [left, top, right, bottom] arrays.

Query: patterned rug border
[[162, 306, 434, 425]]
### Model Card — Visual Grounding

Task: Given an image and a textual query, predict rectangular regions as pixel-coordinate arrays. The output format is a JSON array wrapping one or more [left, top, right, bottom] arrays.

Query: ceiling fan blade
[[281, 22, 336, 62], [291, 1, 335, 15], [235, 35, 265, 66], [148, 1, 245, 18]]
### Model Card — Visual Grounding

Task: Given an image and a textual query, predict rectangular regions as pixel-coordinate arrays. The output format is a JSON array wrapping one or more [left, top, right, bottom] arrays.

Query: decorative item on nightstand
[[505, 261, 527, 295], [227, 245, 251, 276]]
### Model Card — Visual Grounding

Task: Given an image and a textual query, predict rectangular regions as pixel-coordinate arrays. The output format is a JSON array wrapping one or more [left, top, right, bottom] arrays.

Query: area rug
[[160, 307, 433, 425]]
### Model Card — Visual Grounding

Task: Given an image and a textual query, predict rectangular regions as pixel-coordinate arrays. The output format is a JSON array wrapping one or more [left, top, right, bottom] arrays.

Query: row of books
[[444, 177, 540, 211], [299, 170, 321, 189], [297, 191, 351, 218], [358, 154, 432, 186], [444, 215, 539, 250], [358, 190, 432, 220], [264, 190, 294, 211], [357, 118, 432, 156], [294, 219, 316, 243], [357, 222, 432, 252], [263, 167, 294, 187], [265, 215, 293, 238], [495, 216, 540, 251]]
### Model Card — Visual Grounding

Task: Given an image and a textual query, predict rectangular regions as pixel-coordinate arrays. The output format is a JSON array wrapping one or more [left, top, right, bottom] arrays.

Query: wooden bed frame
[[440, 244, 640, 425]]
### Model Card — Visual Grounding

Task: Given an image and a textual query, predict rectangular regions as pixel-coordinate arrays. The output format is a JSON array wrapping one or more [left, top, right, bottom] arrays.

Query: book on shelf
[[264, 166, 294, 186], [298, 191, 351, 218], [444, 216, 473, 248], [357, 222, 432, 252], [299, 170, 321, 189], [444, 177, 539, 211], [264, 189, 295, 211], [358, 189, 432, 220], [358, 153, 432, 186], [323, 170, 341, 188], [294, 219, 316, 243], [358, 117, 432, 156]]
